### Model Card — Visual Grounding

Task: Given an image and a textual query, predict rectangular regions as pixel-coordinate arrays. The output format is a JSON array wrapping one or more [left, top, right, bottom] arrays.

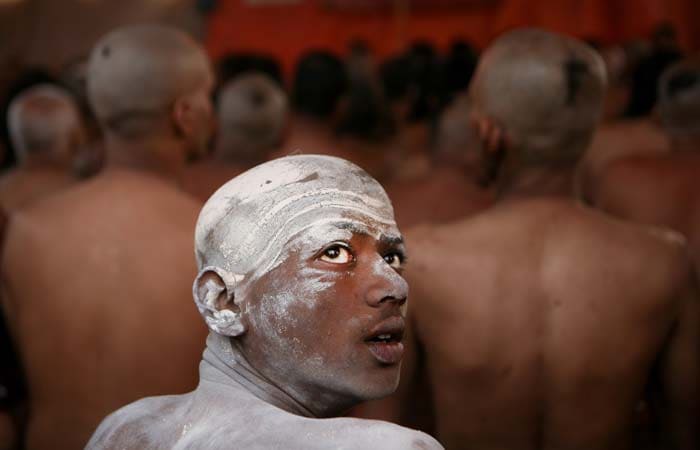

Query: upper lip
[[364, 316, 405, 343]]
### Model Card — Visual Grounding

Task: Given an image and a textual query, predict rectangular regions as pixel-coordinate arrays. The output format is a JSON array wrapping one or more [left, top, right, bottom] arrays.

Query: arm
[[657, 281, 700, 450]]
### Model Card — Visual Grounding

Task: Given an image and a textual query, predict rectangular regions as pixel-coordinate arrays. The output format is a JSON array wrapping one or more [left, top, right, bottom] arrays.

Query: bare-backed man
[[184, 73, 287, 201], [596, 57, 700, 273], [0, 84, 85, 210], [1, 25, 213, 450], [395, 29, 699, 450]]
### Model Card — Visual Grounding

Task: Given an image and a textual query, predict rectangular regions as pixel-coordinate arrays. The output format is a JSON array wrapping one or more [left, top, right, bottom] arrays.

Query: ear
[[469, 114, 509, 187], [193, 266, 245, 337], [172, 96, 194, 138]]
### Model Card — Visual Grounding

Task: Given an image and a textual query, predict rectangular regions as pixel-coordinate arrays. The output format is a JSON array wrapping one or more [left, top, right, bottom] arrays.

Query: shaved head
[[8, 84, 84, 163], [658, 57, 700, 138], [195, 155, 395, 283], [87, 24, 212, 138], [216, 73, 287, 159], [470, 28, 606, 163]]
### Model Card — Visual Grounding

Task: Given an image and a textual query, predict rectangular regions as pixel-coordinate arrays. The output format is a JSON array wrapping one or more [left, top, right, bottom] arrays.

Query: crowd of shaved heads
[[0, 16, 698, 450]]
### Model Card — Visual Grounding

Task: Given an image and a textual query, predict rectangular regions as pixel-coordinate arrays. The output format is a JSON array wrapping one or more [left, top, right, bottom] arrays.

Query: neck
[[498, 163, 580, 201], [104, 133, 186, 184], [671, 136, 700, 153], [200, 333, 319, 418]]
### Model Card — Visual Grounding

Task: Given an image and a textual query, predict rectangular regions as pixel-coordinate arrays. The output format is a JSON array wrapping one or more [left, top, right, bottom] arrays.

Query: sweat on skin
[[87, 155, 443, 450]]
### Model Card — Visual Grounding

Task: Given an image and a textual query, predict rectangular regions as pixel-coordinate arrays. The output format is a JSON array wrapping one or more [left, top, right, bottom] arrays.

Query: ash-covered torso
[[88, 334, 440, 450]]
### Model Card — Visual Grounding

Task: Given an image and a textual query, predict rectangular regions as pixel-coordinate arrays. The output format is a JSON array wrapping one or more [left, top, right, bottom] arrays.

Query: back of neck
[[104, 133, 186, 185], [498, 164, 580, 201]]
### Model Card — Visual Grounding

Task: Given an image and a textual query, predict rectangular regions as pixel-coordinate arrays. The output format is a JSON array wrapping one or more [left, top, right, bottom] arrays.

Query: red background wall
[[205, 0, 700, 76]]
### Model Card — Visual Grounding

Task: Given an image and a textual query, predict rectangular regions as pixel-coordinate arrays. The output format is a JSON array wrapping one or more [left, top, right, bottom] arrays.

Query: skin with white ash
[[86, 154, 444, 450]]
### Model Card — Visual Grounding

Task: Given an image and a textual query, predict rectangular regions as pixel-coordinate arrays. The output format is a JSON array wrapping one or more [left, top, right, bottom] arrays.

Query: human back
[[405, 198, 692, 450], [2, 170, 206, 449], [0, 24, 214, 449], [386, 28, 699, 450]]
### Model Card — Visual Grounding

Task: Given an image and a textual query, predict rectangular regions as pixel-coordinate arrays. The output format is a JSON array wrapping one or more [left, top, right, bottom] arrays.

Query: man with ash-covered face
[[88, 154, 443, 449]]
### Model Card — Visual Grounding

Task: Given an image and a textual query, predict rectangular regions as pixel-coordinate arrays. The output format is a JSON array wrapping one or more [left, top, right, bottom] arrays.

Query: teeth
[[377, 334, 391, 340]]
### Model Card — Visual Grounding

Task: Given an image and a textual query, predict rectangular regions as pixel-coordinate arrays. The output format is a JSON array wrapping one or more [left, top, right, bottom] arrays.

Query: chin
[[343, 366, 402, 402]]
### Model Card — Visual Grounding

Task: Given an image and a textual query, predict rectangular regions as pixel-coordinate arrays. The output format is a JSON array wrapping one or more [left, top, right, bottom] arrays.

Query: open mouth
[[364, 316, 405, 365]]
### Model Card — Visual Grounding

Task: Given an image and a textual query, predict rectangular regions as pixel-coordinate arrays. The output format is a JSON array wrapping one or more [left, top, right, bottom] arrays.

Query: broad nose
[[364, 258, 408, 308]]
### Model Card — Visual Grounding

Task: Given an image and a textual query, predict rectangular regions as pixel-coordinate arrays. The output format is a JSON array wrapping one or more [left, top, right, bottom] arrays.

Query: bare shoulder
[[316, 417, 443, 450], [541, 200, 692, 302], [11, 170, 201, 240], [406, 198, 691, 296], [87, 395, 185, 450]]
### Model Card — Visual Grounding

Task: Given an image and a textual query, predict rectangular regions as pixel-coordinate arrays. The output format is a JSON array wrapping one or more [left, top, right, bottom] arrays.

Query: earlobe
[[192, 266, 245, 337]]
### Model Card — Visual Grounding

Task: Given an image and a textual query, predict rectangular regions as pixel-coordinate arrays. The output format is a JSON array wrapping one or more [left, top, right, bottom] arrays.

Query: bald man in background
[[384, 93, 493, 228], [0, 84, 85, 210], [374, 29, 699, 450], [184, 73, 287, 201], [1, 25, 212, 450], [595, 58, 700, 262]]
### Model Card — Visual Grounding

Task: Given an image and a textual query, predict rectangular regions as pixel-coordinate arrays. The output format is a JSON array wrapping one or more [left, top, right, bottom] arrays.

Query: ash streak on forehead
[[259, 215, 403, 277], [195, 155, 397, 284]]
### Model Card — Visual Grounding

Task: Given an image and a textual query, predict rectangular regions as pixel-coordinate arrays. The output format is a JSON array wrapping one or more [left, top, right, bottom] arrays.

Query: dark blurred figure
[[217, 52, 283, 87], [185, 73, 287, 200], [291, 50, 347, 122], [436, 40, 478, 111], [283, 51, 342, 151], [382, 93, 493, 228], [597, 57, 700, 270], [404, 41, 440, 122], [378, 54, 431, 181], [0, 68, 57, 171], [0, 85, 86, 211], [625, 22, 682, 117]]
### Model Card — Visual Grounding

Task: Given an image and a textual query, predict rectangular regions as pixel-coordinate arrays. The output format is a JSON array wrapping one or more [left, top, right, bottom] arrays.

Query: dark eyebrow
[[333, 222, 403, 246], [380, 234, 404, 247]]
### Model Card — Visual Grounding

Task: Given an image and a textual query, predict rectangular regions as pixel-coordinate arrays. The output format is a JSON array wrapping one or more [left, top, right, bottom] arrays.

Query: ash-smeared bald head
[[470, 28, 606, 164], [87, 24, 211, 137], [195, 155, 396, 279], [659, 57, 700, 138]]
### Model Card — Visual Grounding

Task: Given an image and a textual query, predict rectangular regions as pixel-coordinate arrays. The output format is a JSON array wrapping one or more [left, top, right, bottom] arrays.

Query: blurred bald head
[[87, 24, 212, 142], [658, 57, 700, 138], [216, 73, 287, 161], [470, 28, 606, 164], [8, 84, 85, 165]]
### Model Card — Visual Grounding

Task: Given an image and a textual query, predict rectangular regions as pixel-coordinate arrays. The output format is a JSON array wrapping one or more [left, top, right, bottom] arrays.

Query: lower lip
[[366, 341, 404, 365]]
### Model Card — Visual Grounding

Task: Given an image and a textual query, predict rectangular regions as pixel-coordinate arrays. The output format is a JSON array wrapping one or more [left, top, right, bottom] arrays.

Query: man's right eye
[[319, 245, 353, 264]]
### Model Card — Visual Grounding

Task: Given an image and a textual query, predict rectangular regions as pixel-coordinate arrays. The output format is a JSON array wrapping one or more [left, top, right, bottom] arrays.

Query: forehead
[[287, 215, 403, 251]]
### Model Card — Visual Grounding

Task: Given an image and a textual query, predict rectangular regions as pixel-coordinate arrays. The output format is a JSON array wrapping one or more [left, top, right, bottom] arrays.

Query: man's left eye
[[383, 253, 403, 269]]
